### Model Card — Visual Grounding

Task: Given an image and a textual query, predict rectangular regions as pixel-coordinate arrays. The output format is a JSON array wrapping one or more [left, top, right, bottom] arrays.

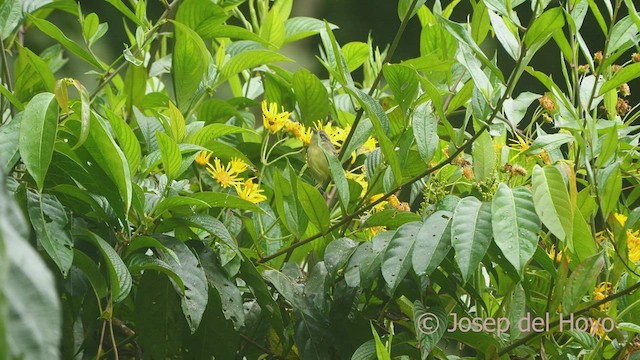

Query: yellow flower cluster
[[369, 194, 410, 213], [547, 244, 568, 263], [195, 151, 266, 204], [262, 100, 313, 144], [593, 281, 612, 311], [613, 213, 640, 263]]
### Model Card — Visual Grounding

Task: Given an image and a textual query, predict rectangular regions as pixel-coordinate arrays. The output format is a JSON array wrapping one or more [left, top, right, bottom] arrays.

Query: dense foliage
[[2, 0, 640, 358]]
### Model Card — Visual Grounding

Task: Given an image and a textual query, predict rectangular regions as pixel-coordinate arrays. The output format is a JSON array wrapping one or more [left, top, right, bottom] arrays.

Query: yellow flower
[[262, 100, 290, 133], [359, 136, 377, 154], [370, 193, 388, 213], [547, 245, 568, 263], [593, 282, 612, 311], [627, 229, 640, 262], [234, 178, 267, 204], [195, 151, 213, 166], [367, 226, 387, 239], [206, 158, 242, 188], [388, 195, 410, 212], [229, 158, 248, 175], [614, 213, 628, 226]]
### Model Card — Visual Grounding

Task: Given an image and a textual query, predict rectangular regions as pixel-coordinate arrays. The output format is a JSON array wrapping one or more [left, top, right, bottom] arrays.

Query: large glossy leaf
[[284, 17, 337, 43], [414, 302, 447, 357], [0, 0, 21, 39], [384, 64, 418, 114], [532, 165, 573, 242], [273, 169, 308, 238], [296, 181, 330, 232], [491, 184, 541, 277], [199, 248, 244, 330], [172, 20, 210, 109], [412, 211, 452, 276], [78, 230, 132, 303], [0, 115, 22, 172], [19, 92, 58, 191], [78, 112, 132, 213], [599, 62, 640, 95], [524, 8, 565, 51], [156, 236, 208, 334], [26, 189, 73, 276], [487, 9, 519, 59], [27, 15, 104, 70], [563, 253, 604, 312], [412, 101, 438, 164], [292, 68, 330, 127], [220, 50, 292, 80], [382, 222, 421, 291], [186, 214, 241, 256], [2, 169, 61, 360], [135, 271, 183, 359], [156, 131, 182, 181], [190, 191, 265, 213], [451, 197, 492, 282], [472, 129, 496, 182], [103, 107, 141, 174]]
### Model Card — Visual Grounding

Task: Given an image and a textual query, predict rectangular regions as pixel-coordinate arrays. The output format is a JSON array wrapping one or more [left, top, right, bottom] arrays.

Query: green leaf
[[606, 16, 638, 56], [72, 250, 108, 299], [103, 108, 141, 174], [284, 17, 337, 43], [27, 15, 105, 70], [127, 254, 186, 292], [19, 92, 58, 191], [324, 237, 357, 278], [438, 16, 504, 82], [135, 271, 183, 360], [524, 8, 565, 50], [572, 209, 596, 262], [197, 23, 268, 44], [238, 260, 286, 343], [412, 101, 439, 164], [451, 197, 492, 283], [296, 181, 330, 232], [0, 0, 21, 40], [156, 131, 182, 181], [322, 146, 350, 210], [199, 249, 244, 329], [563, 253, 604, 312], [220, 49, 292, 80], [370, 323, 391, 360], [342, 42, 369, 72], [292, 68, 330, 126], [79, 112, 132, 213], [78, 230, 132, 303], [491, 184, 541, 277], [273, 169, 307, 237], [26, 189, 73, 276], [382, 221, 421, 291], [0, 115, 22, 172], [259, 9, 285, 48], [472, 131, 496, 182], [151, 196, 211, 217], [105, 0, 143, 26], [412, 211, 453, 276], [156, 236, 208, 334], [363, 210, 422, 229], [599, 62, 640, 95], [187, 214, 241, 256], [413, 302, 448, 356], [598, 161, 621, 218], [532, 165, 573, 242], [487, 9, 520, 60], [384, 64, 418, 114], [398, 0, 427, 20], [2, 173, 61, 360], [186, 124, 253, 147], [171, 20, 210, 109], [190, 191, 265, 213], [14, 46, 56, 102], [346, 86, 401, 184]]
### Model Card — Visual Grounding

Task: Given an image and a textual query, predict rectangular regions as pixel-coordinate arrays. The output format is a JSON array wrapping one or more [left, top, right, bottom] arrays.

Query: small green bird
[[306, 129, 336, 184]]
